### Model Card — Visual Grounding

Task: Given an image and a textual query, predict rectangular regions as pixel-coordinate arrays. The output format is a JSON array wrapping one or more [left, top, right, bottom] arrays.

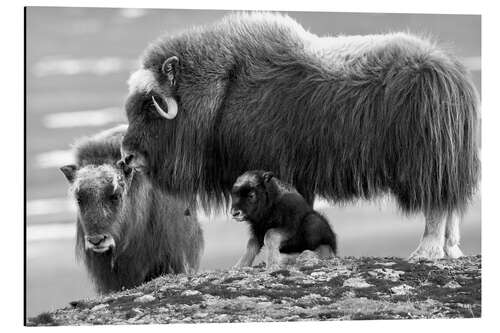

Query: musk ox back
[[120, 12, 479, 259], [60, 125, 203, 293]]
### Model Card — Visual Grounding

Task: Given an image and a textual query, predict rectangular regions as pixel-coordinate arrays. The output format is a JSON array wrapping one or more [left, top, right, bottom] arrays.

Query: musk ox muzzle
[[84, 233, 116, 253]]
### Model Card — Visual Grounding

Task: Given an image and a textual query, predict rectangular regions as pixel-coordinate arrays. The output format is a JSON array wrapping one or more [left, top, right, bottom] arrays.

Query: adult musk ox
[[120, 12, 480, 260], [60, 125, 203, 293]]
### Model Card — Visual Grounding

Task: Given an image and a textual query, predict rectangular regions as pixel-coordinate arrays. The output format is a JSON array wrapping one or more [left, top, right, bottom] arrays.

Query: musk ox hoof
[[316, 245, 335, 259], [444, 245, 465, 259], [278, 253, 300, 265], [408, 243, 445, 261]]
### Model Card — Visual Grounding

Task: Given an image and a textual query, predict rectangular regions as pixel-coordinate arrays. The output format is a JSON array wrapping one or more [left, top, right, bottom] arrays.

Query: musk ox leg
[[409, 211, 446, 260], [444, 211, 464, 259], [316, 244, 335, 259], [234, 237, 261, 268], [263, 228, 288, 270], [278, 253, 300, 265]]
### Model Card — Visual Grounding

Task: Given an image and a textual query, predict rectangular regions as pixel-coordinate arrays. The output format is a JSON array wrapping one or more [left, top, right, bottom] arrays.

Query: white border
[[2, 0, 498, 332]]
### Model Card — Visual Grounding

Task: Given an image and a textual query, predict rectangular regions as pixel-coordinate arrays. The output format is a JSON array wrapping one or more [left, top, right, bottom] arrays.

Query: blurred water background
[[26, 7, 481, 317]]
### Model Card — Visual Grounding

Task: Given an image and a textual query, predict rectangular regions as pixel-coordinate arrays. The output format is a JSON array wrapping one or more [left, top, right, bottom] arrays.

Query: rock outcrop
[[27, 254, 481, 326]]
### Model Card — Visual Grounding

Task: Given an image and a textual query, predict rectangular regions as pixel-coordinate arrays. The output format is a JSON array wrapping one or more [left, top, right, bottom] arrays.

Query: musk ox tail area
[[381, 43, 480, 214]]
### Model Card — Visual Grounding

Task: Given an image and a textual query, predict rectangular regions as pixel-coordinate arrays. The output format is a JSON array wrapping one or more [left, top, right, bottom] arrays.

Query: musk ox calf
[[231, 170, 337, 269], [120, 12, 479, 260], [60, 125, 203, 293]]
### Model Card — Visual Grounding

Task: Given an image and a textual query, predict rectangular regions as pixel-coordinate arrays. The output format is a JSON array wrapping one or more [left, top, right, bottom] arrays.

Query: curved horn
[[151, 96, 178, 120], [165, 97, 178, 119]]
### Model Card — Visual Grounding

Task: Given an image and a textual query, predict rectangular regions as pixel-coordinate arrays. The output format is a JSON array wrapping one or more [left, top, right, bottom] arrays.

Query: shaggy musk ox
[[60, 125, 203, 293], [120, 12, 480, 260], [231, 170, 337, 269]]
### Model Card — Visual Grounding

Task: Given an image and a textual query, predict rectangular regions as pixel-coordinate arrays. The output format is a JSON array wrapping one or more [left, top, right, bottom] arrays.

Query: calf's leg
[[263, 228, 288, 269]]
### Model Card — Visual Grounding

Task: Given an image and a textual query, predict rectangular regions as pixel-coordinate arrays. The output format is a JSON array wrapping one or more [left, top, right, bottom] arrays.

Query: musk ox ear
[[161, 56, 179, 87], [60, 164, 77, 183], [263, 171, 274, 183]]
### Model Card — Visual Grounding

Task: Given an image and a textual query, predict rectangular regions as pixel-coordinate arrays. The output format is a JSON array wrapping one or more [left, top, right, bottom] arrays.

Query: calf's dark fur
[[231, 170, 337, 268]]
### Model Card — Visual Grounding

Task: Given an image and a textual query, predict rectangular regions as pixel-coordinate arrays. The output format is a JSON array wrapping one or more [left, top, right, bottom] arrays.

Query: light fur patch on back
[[127, 68, 159, 94], [305, 33, 433, 70]]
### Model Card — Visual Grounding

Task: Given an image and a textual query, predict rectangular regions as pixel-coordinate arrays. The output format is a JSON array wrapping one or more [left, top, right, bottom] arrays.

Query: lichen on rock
[[27, 255, 481, 326]]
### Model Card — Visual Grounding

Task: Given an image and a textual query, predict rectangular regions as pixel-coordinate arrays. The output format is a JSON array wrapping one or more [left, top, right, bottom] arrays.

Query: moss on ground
[[27, 255, 481, 326]]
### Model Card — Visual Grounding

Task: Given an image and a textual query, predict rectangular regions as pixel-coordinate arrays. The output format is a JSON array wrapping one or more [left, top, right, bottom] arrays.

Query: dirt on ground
[[27, 253, 481, 326]]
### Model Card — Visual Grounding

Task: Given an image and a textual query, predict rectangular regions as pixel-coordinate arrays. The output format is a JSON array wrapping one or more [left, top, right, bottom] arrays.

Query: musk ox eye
[[142, 98, 155, 112], [109, 193, 120, 202], [75, 193, 83, 205], [248, 191, 256, 200]]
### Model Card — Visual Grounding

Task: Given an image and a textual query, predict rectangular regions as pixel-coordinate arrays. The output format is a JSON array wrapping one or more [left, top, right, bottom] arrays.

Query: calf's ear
[[263, 171, 274, 183], [161, 56, 179, 87], [60, 164, 77, 183]]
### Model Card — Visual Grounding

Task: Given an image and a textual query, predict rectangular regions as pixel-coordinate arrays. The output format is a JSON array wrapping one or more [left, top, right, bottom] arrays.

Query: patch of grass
[[350, 311, 411, 320], [317, 311, 345, 320], [270, 269, 291, 278], [30, 312, 57, 326], [445, 303, 481, 318], [195, 281, 241, 299], [279, 278, 301, 287], [326, 275, 346, 287], [363, 275, 400, 296], [222, 276, 245, 284], [124, 310, 137, 320], [105, 290, 204, 314], [298, 264, 324, 274], [160, 293, 205, 306], [348, 286, 383, 300], [69, 300, 88, 308], [196, 279, 313, 301]]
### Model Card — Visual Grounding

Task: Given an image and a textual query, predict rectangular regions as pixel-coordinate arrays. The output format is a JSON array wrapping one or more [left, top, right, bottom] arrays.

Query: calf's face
[[230, 171, 274, 223], [60, 164, 128, 254]]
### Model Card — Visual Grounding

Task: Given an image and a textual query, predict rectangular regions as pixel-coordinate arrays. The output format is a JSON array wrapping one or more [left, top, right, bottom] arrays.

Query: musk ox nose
[[86, 234, 107, 246], [116, 158, 133, 177], [120, 154, 134, 166], [119, 149, 147, 172], [117, 159, 126, 169], [119, 144, 135, 166]]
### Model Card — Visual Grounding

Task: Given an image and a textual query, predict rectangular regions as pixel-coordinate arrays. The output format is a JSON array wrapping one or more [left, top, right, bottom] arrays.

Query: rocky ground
[[27, 253, 481, 326]]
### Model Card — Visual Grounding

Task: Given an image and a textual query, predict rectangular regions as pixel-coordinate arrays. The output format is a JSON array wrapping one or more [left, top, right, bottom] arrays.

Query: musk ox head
[[120, 56, 179, 173], [230, 170, 275, 223], [60, 162, 132, 265]]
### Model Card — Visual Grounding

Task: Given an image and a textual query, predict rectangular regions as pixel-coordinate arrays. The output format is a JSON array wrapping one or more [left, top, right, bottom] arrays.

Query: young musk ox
[[120, 12, 480, 260], [60, 125, 203, 293], [230, 170, 337, 269]]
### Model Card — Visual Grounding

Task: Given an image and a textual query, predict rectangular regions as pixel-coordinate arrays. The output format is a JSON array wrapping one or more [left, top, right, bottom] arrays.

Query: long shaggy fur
[[124, 12, 480, 215], [72, 126, 203, 293]]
